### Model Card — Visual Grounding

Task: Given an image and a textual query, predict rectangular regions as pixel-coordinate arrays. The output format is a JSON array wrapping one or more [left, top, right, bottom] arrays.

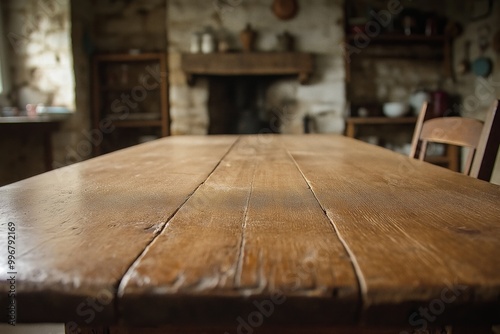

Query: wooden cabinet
[[92, 53, 169, 156]]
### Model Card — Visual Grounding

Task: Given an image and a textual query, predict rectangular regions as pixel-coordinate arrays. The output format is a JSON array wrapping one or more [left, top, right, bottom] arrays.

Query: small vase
[[240, 24, 256, 52]]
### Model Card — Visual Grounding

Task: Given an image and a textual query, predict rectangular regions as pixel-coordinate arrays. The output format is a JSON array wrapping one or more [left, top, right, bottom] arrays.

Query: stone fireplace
[[180, 52, 313, 134], [205, 75, 286, 135], [167, 0, 346, 136]]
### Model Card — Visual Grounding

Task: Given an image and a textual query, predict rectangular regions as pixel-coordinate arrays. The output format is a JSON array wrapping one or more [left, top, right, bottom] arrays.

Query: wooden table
[[0, 135, 499, 333]]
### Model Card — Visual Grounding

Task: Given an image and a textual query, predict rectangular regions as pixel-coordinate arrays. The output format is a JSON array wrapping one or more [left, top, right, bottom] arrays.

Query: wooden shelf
[[346, 116, 417, 125], [346, 34, 446, 44], [92, 52, 169, 156], [345, 116, 417, 139], [181, 52, 314, 84], [112, 120, 163, 128], [94, 53, 166, 62]]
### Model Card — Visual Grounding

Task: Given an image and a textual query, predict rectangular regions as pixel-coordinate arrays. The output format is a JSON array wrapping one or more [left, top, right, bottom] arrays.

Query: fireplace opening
[[207, 76, 297, 135]]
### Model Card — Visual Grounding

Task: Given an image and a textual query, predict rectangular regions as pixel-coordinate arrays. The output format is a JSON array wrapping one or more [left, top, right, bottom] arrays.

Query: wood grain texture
[[106, 324, 481, 334], [181, 52, 314, 84], [2, 134, 499, 329], [284, 134, 500, 325], [0, 136, 237, 324], [118, 135, 358, 326]]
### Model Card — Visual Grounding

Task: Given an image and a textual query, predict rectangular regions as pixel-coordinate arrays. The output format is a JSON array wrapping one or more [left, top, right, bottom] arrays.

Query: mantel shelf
[[181, 52, 314, 85]]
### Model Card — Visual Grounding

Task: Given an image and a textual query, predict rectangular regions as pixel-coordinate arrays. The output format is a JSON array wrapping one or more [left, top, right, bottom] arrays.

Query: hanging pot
[[272, 0, 298, 20]]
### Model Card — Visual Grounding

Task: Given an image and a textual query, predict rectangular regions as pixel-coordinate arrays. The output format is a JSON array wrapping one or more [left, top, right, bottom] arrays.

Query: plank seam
[[113, 136, 242, 322], [285, 147, 366, 322], [234, 160, 258, 287]]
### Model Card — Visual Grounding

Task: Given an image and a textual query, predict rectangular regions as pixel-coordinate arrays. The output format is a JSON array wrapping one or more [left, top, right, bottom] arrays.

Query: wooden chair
[[409, 100, 500, 181]]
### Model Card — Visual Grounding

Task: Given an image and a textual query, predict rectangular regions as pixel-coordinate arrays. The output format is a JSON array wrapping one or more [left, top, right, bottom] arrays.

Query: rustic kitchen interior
[[0, 0, 499, 186], [1, 2, 500, 334]]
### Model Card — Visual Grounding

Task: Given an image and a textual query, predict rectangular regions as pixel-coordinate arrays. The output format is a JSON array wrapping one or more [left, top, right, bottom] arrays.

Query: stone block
[[170, 120, 191, 135], [189, 107, 209, 125], [45, 30, 70, 50], [26, 51, 58, 67], [25, 40, 45, 56], [297, 81, 345, 105], [190, 83, 209, 107], [168, 52, 182, 70], [169, 70, 187, 86], [169, 106, 190, 118], [170, 85, 190, 107]]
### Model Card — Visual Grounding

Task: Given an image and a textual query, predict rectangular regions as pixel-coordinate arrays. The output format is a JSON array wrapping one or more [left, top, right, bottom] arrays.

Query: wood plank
[[0, 135, 237, 324], [106, 324, 481, 334], [285, 134, 500, 326], [181, 52, 314, 83], [118, 135, 359, 326], [181, 52, 313, 75]]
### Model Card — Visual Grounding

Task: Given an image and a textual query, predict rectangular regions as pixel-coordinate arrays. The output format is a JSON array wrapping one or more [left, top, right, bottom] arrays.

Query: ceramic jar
[[240, 24, 256, 52], [201, 31, 216, 54]]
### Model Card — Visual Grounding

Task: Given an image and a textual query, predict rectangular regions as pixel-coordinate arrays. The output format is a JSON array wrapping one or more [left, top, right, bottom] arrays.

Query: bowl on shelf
[[383, 102, 409, 118]]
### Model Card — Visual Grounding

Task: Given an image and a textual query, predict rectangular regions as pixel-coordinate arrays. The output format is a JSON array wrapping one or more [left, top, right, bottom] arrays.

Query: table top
[[0, 134, 499, 328]]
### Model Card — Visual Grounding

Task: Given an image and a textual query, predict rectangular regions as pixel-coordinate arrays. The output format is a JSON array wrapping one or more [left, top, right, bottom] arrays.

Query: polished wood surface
[[118, 136, 358, 326], [0, 136, 237, 323], [0, 135, 499, 331]]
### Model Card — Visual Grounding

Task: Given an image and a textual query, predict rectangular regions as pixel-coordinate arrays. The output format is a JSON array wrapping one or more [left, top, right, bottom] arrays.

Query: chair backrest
[[409, 100, 500, 181]]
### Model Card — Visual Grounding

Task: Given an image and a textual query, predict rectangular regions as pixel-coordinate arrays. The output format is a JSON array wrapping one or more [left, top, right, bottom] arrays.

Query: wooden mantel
[[181, 52, 314, 84]]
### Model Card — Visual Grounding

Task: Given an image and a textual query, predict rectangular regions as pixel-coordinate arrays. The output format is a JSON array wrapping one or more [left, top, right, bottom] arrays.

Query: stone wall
[[0, 0, 169, 185], [0, 0, 80, 185], [168, 0, 346, 135], [4, 0, 75, 108]]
